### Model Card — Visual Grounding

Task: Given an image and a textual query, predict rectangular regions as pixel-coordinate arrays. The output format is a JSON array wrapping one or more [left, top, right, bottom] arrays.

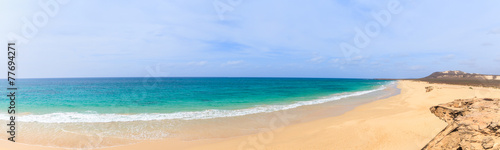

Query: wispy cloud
[[441, 54, 455, 61], [1, 1, 500, 78], [482, 42, 493, 46], [488, 28, 500, 34], [460, 59, 477, 67], [409, 65, 425, 71], [309, 56, 325, 63], [495, 57, 500, 62], [187, 61, 208, 66], [223, 60, 244, 65]]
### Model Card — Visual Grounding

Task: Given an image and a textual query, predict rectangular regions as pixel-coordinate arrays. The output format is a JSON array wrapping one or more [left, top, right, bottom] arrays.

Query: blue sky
[[1, 0, 500, 78]]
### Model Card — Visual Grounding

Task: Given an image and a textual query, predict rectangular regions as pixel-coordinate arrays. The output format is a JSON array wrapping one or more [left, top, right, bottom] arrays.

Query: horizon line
[[0, 76, 410, 80]]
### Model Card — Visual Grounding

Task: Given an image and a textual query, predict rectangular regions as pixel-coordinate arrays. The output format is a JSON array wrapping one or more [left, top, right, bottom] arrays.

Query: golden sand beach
[[1, 80, 499, 150]]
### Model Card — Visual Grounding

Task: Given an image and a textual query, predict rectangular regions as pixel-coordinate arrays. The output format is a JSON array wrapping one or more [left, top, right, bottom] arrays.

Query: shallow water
[[0, 78, 397, 149]]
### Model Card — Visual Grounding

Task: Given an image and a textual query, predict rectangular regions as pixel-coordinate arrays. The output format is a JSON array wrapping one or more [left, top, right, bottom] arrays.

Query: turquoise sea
[[3, 78, 393, 123]]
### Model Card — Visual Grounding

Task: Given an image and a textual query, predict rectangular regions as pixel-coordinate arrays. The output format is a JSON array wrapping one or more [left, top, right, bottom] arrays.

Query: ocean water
[[0, 78, 397, 148], [3, 78, 392, 123]]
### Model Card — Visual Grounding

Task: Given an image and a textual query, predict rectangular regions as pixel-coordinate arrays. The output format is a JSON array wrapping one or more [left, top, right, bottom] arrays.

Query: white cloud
[[309, 56, 325, 63], [187, 61, 207, 66], [460, 59, 476, 67], [223, 60, 244, 65], [441, 54, 455, 61], [488, 28, 500, 34], [329, 58, 341, 63], [409, 65, 424, 71], [482, 42, 493, 46]]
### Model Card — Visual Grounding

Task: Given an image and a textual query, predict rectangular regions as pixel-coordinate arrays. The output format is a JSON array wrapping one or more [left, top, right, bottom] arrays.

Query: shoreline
[[177, 80, 500, 150], [0, 81, 398, 149], [2, 80, 500, 149]]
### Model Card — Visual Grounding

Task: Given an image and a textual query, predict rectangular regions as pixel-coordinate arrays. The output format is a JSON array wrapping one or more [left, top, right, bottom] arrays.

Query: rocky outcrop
[[423, 98, 500, 150], [425, 86, 434, 92]]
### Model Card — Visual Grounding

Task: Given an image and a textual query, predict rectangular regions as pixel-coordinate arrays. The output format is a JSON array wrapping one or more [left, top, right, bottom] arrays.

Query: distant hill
[[423, 70, 500, 80], [417, 71, 500, 88]]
